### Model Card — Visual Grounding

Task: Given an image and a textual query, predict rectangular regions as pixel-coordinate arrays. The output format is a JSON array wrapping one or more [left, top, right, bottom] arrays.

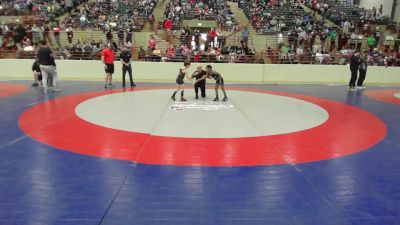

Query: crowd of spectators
[[139, 30, 258, 63], [237, 0, 400, 66], [266, 25, 400, 66], [58, 0, 157, 32], [306, 0, 389, 26], [240, 0, 310, 34], [163, 0, 238, 32], [0, 0, 76, 17], [1, 0, 400, 67], [0, 0, 158, 59]]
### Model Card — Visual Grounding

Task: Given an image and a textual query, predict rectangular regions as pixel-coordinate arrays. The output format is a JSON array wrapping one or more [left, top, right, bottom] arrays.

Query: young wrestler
[[205, 65, 228, 101], [171, 60, 191, 101], [31, 58, 42, 86], [192, 65, 207, 99]]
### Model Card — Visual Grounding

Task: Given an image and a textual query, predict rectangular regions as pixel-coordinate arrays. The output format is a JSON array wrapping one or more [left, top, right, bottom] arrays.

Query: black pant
[[357, 69, 367, 86], [194, 82, 206, 97], [349, 69, 358, 87], [122, 65, 133, 85]]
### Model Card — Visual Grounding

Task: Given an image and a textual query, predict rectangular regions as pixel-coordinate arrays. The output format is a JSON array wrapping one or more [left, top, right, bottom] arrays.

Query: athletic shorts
[[176, 79, 184, 85], [216, 77, 224, 85], [105, 64, 114, 74]]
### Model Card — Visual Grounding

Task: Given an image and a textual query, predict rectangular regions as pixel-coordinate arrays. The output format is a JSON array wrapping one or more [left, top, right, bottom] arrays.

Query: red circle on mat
[[364, 89, 400, 106], [19, 87, 387, 166], [0, 83, 28, 98]]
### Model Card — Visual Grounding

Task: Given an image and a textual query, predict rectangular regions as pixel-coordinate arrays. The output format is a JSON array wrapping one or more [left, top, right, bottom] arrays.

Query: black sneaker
[[195, 96, 199, 99], [131, 83, 136, 87], [181, 98, 187, 101], [213, 97, 219, 101], [222, 97, 228, 101], [171, 96, 176, 101], [31, 83, 38, 87]]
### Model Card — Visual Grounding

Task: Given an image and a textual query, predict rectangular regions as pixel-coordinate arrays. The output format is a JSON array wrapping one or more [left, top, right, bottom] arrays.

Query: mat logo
[[169, 102, 234, 111]]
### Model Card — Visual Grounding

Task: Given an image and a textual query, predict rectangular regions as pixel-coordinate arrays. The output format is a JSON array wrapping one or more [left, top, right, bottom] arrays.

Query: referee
[[192, 65, 207, 99], [37, 39, 59, 92], [120, 46, 135, 87]]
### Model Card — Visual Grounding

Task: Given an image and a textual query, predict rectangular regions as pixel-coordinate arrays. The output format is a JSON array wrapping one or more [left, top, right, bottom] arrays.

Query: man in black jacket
[[192, 65, 207, 99], [37, 39, 59, 92], [357, 52, 368, 89], [349, 51, 360, 91], [120, 46, 135, 87]]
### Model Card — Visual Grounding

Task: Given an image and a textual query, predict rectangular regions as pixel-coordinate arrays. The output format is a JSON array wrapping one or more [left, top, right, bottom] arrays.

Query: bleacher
[[239, 0, 307, 34], [163, 0, 237, 31], [307, 0, 391, 26]]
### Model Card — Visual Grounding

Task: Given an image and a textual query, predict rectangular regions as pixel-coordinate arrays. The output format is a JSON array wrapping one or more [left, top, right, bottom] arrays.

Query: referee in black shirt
[[192, 65, 207, 99], [349, 51, 360, 91], [120, 46, 135, 87], [37, 39, 59, 92]]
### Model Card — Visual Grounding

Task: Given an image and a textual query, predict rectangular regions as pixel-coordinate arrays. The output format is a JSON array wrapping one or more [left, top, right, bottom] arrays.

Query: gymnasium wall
[[0, 59, 399, 84]]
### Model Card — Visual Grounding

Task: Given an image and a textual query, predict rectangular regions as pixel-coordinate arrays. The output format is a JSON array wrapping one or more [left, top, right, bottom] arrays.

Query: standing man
[[65, 0, 73, 15], [164, 17, 172, 42], [126, 28, 133, 44], [192, 65, 207, 99], [117, 27, 124, 47], [101, 43, 115, 88], [349, 51, 360, 91], [242, 27, 249, 44], [53, 24, 62, 49], [148, 13, 155, 31], [194, 29, 201, 50], [37, 39, 59, 92], [357, 52, 368, 89], [66, 26, 73, 44], [120, 46, 135, 87]]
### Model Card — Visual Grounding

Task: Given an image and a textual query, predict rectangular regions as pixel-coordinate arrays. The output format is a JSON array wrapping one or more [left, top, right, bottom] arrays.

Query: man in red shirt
[[164, 18, 172, 42], [101, 43, 115, 88], [209, 28, 217, 48]]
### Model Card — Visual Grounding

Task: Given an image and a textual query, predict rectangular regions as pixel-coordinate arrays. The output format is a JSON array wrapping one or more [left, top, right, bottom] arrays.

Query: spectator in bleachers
[[148, 35, 156, 50], [209, 28, 217, 48], [148, 13, 155, 31], [367, 35, 376, 52], [164, 17, 172, 42], [166, 44, 176, 61], [117, 27, 124, 47], [242, 27, 249, 43], [52, 23, 61, 49], [138, 45, 146, 60], [66, 27, 73, 44], [30, 24, 41, 45]]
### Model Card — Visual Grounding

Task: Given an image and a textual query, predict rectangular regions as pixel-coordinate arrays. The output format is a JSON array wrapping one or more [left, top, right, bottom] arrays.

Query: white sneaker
[[349, 87, 356, 91], [52, 88, 61, 92]]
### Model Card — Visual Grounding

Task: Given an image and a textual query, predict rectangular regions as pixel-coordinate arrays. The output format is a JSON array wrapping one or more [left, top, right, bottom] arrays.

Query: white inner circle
[[75, 90, 329, 138], [394, 93, 400, 99]]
